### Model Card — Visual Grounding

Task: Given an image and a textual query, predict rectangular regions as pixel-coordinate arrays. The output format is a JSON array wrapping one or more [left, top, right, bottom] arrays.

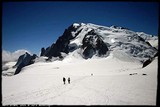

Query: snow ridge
[[40, 22, 157, 63], [2, 22, 158, 75], [2, 23, 158, 105]]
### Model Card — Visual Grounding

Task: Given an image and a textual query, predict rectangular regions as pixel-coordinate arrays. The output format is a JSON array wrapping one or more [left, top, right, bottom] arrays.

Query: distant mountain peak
[[6, 22, 158, 75], [39, 22, 157, 63]]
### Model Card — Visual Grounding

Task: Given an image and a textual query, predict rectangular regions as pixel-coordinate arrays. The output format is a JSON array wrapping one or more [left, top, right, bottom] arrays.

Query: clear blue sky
[[2, 2, 159, 55]]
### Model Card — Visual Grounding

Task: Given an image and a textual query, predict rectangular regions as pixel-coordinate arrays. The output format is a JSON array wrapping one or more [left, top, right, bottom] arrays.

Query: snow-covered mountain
[[2, 23, 158, 75], [40, 23, 158, 62], [2, 23, 158, 105], [2, 49, 31, 72]]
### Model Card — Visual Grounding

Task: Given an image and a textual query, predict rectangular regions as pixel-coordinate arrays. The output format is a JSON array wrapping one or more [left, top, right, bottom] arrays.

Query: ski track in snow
[[1, 67, 141, 105], [2, 76, 93, 105], [80, 80, 110, 105], [3, 75, 111, 105], [2, 57, 157, 105], [37, 76, 89, 104]]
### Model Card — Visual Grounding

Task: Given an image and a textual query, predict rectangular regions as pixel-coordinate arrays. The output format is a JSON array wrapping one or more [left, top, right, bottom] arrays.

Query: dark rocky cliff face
[[13, 52, 37, 75], [82, 30, 108, 58], [142, 52, 158, 68], [40, 24, 79, 58], [40, 25, 109, 59]]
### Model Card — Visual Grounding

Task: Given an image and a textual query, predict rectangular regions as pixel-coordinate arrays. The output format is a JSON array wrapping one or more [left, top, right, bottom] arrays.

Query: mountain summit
[[3, 23, 158, 75], [40, 23, 158, 62]]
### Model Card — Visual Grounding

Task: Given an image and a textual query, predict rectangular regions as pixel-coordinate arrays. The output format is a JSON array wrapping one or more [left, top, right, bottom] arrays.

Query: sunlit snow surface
[[2, 54, 157, 105], [69, 23, 158, 62], [2, 23, 158, 105]]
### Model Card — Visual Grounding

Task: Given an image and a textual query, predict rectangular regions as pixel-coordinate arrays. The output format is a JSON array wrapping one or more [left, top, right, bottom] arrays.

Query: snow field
[[2, 56, 157, 105]]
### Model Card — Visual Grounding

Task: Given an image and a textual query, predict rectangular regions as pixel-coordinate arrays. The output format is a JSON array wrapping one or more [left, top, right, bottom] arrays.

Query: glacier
[[2, 23, 158, 105]]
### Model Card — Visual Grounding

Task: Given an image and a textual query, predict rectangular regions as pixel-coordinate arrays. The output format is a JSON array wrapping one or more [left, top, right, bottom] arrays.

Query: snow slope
[[69, 23, 157, 60], [2, 23, 158, 105], [40, 23, 158, 62], [2, 54, 157, 105]]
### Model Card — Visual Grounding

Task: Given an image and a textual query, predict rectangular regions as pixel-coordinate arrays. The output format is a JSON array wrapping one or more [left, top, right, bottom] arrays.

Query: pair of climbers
[[63, 77, 70, 84]]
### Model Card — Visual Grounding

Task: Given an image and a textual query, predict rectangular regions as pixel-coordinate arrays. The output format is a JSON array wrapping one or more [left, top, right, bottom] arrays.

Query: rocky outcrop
[[40, 27, 109, 59], [40, 24, 79, 58], [40, 47, 46, 56], [14, 52, 37, 75], [110, 25, 130, 30], [82, 30, 108, 58], [142, 52, 158, 68], [142, 58, 152, 68]]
